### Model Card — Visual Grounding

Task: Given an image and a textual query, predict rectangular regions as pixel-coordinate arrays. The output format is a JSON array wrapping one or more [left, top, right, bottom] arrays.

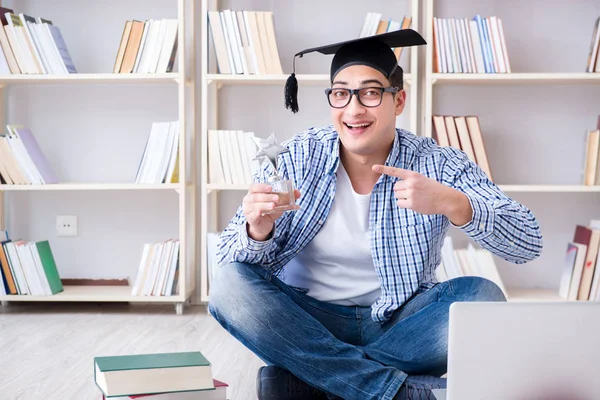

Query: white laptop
[[438, 301, 600, 400]]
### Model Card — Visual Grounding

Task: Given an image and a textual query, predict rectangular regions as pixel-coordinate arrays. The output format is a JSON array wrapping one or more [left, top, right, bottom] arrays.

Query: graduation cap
[[284, 28, 426, 113]]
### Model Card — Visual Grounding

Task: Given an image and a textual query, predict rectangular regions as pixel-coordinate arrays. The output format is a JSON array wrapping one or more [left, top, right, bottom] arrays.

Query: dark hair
[[389, 65, 404, 90]]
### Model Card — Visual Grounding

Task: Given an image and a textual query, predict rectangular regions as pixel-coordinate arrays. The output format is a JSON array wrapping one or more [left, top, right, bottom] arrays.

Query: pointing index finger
[[372, 164, 411, 178]]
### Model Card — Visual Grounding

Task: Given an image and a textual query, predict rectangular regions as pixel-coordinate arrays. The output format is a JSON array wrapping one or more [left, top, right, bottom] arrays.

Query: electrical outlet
[[56, 215, 78, 237]]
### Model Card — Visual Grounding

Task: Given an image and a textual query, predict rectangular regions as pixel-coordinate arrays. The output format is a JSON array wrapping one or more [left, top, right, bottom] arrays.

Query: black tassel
[[284, 72, 299, 113]]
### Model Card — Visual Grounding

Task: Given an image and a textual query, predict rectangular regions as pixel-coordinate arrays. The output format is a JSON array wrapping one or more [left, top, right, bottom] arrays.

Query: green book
[[94, 351, 214, 398], [35, 241, 63, 295]]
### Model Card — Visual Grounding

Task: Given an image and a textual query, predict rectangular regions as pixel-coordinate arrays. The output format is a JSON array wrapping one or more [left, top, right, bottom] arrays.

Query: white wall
[[432, 0, 600, 290]]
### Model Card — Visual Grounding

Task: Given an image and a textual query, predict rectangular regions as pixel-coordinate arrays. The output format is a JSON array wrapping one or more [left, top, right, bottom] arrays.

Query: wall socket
[[56, 215, 78, 237]]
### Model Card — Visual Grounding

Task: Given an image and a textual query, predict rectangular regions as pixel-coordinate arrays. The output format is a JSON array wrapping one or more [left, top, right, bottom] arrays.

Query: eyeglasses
[[324, 86, 400, 108]]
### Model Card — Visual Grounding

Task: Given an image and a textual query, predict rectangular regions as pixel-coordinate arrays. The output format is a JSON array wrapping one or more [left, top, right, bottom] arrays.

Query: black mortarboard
[[284, 28, 426, 113]]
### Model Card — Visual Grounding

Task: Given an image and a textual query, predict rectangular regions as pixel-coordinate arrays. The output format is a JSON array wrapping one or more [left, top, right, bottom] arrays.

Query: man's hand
[[243, 183, 301, 241], [372, 164, 473, 226]]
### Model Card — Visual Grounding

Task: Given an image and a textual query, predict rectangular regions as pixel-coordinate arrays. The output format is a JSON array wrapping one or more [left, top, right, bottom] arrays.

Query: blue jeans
[[208, 262, 506, 400]]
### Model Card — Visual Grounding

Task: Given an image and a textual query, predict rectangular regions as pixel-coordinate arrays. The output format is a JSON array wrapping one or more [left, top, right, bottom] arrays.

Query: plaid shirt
[[217, 125, 543, 323]]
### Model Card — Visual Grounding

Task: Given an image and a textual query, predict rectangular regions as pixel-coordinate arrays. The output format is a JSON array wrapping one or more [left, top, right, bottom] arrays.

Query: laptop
[[439, 301, 600, 400]]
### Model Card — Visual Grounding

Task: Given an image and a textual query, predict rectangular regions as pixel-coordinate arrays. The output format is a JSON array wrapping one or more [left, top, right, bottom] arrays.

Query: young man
[[209, 30, 543, 400]]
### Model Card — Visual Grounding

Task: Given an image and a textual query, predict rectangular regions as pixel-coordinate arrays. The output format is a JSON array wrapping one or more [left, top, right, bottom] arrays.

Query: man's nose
[[346, 93, 366, 115]]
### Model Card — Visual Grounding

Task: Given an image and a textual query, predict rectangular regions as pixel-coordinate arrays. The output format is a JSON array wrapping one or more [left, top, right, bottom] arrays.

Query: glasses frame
[[324, 86, 400, 108]]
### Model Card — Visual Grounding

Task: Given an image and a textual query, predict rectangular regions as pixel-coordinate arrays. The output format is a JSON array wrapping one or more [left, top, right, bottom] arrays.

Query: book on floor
[[94, 351, 214, 398], [101, 379, 229, 400]]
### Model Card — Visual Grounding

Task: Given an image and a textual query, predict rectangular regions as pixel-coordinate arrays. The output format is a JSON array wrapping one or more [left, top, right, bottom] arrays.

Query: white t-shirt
[[282, 163, 381, 306]]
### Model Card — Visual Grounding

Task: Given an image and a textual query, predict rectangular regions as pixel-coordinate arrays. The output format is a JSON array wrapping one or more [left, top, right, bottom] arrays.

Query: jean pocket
[[287, 284, 309, 294]]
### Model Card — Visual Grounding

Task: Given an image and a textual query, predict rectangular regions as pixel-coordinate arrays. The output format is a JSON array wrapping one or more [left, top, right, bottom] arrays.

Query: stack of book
[[207, 10, 283, 75], [208, 129, 257, 186], [135, 121, 179, 184], [130, 239, 180, 297], [432, 115, 493, 181], [587, 17, 600, 72], [0, 232, 64, 296], [559, 221, 600, 302], [0, 6, 76, 74], [114, 19, 178, 74], [95, 351, 229, 399], [0, 124, 58, 185], [433, 15, 510, 74], [358, 12, 412, 60], [581, 117, 600, 185], [435, 236, 507, 298]]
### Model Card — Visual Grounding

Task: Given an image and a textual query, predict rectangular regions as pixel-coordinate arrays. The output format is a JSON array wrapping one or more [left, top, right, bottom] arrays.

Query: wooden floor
[[0, 302, 264, 400]]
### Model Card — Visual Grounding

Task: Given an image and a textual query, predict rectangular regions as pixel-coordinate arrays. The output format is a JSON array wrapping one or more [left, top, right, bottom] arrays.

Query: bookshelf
[[422, 0, 600, 301], [0, 0, 197, 315], [199, 0, 420, 302]]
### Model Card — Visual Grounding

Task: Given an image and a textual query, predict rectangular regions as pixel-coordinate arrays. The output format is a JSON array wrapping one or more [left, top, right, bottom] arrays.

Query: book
[[102, 379, 229, 400], [94, 351, 214, 398]]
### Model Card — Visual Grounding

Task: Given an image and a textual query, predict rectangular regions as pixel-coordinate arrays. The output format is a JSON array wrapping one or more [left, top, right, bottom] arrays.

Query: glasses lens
[[358, 88, 384, 107], [328, 89, 351, 108]]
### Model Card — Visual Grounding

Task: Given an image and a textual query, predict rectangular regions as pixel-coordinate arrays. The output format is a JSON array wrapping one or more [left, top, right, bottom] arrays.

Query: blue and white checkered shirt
[[217, 125, 543, 323]]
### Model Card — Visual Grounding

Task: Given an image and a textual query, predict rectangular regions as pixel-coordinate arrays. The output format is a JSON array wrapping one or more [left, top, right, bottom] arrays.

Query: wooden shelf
[[432, 72, 600, 85], [207, 73, 413, 86], [0, 73, 180, 85], [506, 288, 563, 302], [0, 183, 182, 191], [0, 285, 185, 302]]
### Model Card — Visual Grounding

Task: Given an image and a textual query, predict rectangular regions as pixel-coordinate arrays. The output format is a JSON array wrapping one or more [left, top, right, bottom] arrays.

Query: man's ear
[[395, 90, 406, 116]]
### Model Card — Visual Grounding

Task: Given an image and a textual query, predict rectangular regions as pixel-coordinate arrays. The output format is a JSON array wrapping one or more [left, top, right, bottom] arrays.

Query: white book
[[488, 16, 506, 73], [32, 23, 59, 73], [18, 14, 46, 73], [208, 11, 232, 74], [16, 243, 42, 295], [29, 243, 52, 295], [143, 243, 163, 296], [155, 19, 178, 73], [164, 121, 180, 183], [148, 19, 168, 73], [3, 22, 32, 73], [222, 130, 245, 184], [234, 131, 252, 185], [131, 243, 151, 295], [231, 12, 249, 75], [133, 20, 150, 73], [496, 18, 511, 73], [369, 13, 382, 36], [244, 132, 259, 179], [6, 131, 41, 184], [207, 129, 226, 184], [219, 12, 237, 74], [453, 19, 467, 73], [441, 19, 454, 73], [0, 40, 10, 74], [153, 122, 176, 183], [153, 240, 173, 296], [469, 20, 485, 73], [223, 10, 243, 74], [163, 240, 180, 296], [358, 12, 373, 38], [46, 24, 76, 73], [137, 20, 160, 73], [433, 18, 444, 73], [459, 19, 474, 73], [35, 18, 68, 74], [217, 130, 234, 184]]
